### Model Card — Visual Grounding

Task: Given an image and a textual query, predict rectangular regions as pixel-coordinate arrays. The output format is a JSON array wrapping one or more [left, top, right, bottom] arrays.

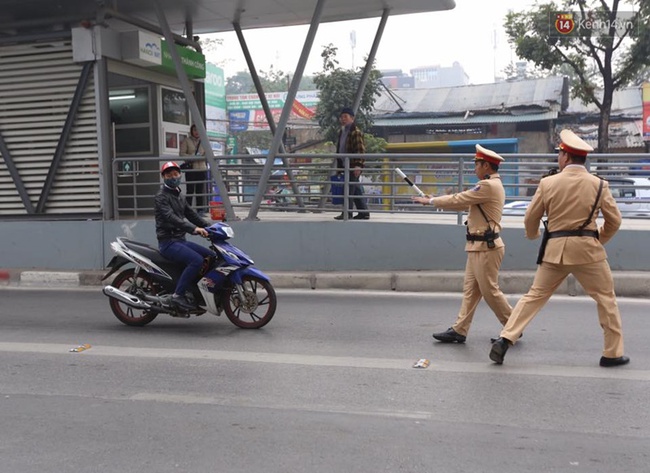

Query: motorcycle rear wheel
[[109, 269, 158, 326], [223, 275, 276, 329]]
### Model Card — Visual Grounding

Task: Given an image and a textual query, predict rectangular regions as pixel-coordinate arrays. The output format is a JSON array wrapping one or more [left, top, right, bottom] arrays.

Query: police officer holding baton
[[413, 145, 513, 343]]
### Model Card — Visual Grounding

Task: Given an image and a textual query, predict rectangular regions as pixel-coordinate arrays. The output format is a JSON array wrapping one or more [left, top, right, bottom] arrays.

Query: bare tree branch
[[552, 45, 602, 109]]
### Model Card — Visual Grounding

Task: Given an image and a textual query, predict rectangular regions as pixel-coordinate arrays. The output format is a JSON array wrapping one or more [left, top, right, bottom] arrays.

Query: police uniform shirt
[[525, 165, 621, 265], [432, 174, 506, 252]]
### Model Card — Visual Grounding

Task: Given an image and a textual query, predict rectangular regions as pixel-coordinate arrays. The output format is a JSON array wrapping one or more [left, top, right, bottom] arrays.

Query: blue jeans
[[159, 240, 215, 296]]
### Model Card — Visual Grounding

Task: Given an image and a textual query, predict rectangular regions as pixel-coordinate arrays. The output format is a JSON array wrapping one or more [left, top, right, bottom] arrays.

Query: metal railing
[[111, 152, 650, 220]]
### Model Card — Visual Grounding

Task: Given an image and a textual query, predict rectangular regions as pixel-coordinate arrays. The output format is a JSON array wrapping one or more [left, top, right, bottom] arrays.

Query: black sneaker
[[432, 327, 466, 343], [489, 337, 511, 364], [171, 294, 196, 311], [352, 213, 370, 220], [599, 355, 630, 367], [490, 333, 523, 343], [334, 213, 353, 220]]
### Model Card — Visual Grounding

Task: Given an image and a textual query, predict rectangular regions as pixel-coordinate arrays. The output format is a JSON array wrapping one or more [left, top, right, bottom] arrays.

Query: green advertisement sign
[[205, 63, 227, 140], [226, 135, 238, 162], [153, 40, 206, 79]]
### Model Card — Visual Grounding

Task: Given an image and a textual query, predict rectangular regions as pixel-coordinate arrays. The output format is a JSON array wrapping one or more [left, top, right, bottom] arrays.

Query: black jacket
[[154, 185, 209, 242]]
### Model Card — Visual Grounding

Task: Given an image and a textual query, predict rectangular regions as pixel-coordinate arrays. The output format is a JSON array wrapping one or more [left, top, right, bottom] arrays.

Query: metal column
[[247, 0, 326, 220], [233, 22, 306, 210], [186, 16, 206, 124], [352, 8, 389, 114], [94, 57, 115, 220], [153, 0, 235, 220]]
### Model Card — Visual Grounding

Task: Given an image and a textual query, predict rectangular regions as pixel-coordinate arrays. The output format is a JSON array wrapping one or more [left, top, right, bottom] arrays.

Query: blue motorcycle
[[102, 222, 276, 328]]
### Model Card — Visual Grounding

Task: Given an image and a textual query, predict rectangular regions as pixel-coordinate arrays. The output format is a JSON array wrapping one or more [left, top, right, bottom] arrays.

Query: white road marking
[[0, 341, 648, 382], [129, 393, 434, 419]]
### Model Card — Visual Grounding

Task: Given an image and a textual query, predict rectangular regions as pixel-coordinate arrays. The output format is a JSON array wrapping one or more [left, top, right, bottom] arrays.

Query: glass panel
[[115, 127, 151, 154], [109, 87, 150, 124], [161, 87, 189, 125]]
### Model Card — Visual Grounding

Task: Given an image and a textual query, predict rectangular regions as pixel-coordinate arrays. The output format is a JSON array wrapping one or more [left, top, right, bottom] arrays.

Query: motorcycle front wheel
[[109, 269, 158, 327], [222, 275, 276, 329]]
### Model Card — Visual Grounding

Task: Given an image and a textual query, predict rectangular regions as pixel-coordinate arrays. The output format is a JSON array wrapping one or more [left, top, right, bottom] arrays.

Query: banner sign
[[205, 63, 227, 140], [228, 110, 250, 132], [155, 40, 205, 79], [226, 90, 319, 131]]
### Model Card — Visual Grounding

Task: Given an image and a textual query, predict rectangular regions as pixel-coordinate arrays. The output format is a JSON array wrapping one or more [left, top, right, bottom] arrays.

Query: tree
[[504, 0, 650, 152], [226, 71, 256, 94], [225, 67, 289, 94], [630, 66, 650, 86], [256, 66, 290, 93], [197, 37, 222, 56], [226, 67, 316, 95], [232, 130, 274, 151], [502, 61, 552, 81], [363, 133, 388, 154], [312, 44, 383, 144]]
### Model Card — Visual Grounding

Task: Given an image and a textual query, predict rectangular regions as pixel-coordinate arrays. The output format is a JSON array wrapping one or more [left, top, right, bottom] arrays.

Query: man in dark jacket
[[155, 161, 214, 311], [334, 107, 369, 220]]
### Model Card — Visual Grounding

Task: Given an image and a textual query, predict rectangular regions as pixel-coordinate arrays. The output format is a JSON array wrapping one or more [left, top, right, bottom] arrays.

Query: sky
[[202, 0, 539, 85]]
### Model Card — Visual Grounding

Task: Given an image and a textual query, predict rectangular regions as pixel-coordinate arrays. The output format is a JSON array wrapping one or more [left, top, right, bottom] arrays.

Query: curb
[[2, 269, 650, 297], [20, 271, 80, 287]]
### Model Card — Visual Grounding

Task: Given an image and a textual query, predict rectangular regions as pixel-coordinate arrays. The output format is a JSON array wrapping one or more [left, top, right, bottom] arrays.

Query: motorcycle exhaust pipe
[[103, 286, 152, 310]]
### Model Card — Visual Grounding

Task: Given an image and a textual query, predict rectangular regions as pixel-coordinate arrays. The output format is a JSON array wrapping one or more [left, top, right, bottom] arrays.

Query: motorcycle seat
[[120, 239, 174, 265]]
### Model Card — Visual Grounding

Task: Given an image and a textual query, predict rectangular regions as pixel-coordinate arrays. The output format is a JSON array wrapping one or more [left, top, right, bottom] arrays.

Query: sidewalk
[[2, 268, 650, 298]]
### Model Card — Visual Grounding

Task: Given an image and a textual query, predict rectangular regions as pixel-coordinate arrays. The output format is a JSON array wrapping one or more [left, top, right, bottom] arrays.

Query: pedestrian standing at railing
[[180, 124, 207, 213], [413, 145, 513, 343], [334, 107, 369, 220], [489, 129, 629, 368]]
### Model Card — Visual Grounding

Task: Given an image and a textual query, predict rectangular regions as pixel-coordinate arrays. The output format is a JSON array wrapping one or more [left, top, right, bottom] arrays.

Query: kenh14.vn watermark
[[550, 11, 639, 37]]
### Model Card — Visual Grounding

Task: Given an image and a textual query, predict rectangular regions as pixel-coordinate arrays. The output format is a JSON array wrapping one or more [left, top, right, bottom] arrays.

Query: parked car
[[503, 177, 650, 217]]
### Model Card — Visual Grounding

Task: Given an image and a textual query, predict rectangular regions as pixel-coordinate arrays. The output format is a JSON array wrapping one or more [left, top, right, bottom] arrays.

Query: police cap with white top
[[557, 129, 594, 157], [474, 144, 505, 165]]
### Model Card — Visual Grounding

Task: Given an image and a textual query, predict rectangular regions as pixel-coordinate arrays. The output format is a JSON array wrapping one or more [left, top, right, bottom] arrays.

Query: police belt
[[547, 229, 599, 239], [466, 233, 499, 242]]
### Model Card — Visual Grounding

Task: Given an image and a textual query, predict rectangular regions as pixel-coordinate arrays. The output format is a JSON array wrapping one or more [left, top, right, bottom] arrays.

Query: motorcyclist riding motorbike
[[155, 161, 215, 311]]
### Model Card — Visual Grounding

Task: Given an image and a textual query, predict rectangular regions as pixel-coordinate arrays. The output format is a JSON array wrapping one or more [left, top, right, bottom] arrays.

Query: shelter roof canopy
[[1, 0, 455, 34]]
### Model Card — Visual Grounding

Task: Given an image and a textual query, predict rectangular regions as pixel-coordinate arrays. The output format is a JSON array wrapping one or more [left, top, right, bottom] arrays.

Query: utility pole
[[350, 30, 356, 70], [493, 27, 497, 83]]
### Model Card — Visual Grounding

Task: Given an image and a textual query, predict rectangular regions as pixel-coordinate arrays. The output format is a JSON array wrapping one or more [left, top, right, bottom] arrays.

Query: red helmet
[[161, 161, 181, 175]]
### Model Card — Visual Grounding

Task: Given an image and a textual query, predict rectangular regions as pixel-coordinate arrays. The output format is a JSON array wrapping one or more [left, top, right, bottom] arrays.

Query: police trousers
[[452, 248, 512, 336], [500, 259, 624, 358]]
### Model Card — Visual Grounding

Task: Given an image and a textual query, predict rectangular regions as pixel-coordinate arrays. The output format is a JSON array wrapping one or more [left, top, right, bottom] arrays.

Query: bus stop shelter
[[0, 0, 455, 221]]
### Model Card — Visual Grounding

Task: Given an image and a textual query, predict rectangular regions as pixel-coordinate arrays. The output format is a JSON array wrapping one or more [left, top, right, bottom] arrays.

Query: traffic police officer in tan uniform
[[490, 129, 629, 367], [413, 145, 513, 342]]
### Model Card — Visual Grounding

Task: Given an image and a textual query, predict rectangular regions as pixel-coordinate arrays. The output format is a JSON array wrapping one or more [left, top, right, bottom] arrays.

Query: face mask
[[164, 177, 182, 188]]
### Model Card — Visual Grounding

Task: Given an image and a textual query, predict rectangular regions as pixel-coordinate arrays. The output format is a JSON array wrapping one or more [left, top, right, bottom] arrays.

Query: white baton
[[395, 167, 426, 197]]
